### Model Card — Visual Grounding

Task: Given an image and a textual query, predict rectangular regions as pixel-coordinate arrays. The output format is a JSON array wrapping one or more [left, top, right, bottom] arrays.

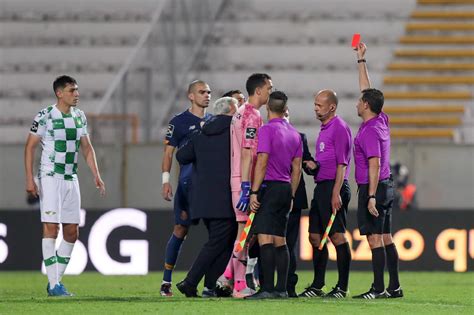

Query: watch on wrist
[[250, 190, 259, 195], [367, 194, 376, 201]]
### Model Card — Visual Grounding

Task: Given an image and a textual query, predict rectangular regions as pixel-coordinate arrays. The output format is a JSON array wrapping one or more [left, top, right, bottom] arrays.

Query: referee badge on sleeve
[[245, 127, 257, 139], [30, 121, 39, 132]]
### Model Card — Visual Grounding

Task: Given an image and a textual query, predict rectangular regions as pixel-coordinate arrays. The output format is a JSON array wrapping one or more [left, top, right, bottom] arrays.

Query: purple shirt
[[257, 118, 303, 182], [354, 112, 391, 184], [315, 116, 352, 182]]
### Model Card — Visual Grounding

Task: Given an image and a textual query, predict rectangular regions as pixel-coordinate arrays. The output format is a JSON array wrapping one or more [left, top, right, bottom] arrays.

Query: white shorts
[[39, 176, 81, 224]]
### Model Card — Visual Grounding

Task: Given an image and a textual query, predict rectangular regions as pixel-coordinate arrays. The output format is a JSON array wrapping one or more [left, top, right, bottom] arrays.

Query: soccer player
[[217, 73, 273, 298], [24, 75, 105, 296], [246, 91, 302, 299], [160, 80, 212, 297], [299, 89, 353, 299], [222, 90, 246, 107], [352, 43, 403, 299]]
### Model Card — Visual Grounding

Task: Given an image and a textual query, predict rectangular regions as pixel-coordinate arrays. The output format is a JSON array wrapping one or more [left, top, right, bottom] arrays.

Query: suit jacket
[[293, 132, 314, 210], [176, 115, 235, 220]]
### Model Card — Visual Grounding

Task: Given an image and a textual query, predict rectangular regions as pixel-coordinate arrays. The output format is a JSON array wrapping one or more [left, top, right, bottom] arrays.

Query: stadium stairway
[[383, 0, 474, 142]]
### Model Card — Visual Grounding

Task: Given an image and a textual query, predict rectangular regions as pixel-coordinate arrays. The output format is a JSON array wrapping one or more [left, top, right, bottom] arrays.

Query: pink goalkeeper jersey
[[230, 103, 263, 191]]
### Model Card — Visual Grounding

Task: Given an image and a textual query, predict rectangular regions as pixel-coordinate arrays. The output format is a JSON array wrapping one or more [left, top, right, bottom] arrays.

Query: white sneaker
[[233, 287, 256, 298]]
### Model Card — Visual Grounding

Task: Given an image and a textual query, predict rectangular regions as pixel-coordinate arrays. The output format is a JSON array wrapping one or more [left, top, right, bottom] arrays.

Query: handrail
[[95, 0, 168, 114]]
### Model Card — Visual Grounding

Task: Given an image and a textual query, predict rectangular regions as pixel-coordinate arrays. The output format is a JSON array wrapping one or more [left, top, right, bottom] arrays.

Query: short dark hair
[[267, 91, 288, 114], [246, 73, 271, 96], [361, 88, 384, 114], [222, 90, 243, 98], [53, 75, 77, 96], [188, 79, 207, 93]]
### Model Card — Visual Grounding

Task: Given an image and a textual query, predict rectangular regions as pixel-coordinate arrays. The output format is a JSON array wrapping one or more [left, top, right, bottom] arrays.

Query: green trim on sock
[[56, 255, 70, 264], [44, 256, 57, 266]]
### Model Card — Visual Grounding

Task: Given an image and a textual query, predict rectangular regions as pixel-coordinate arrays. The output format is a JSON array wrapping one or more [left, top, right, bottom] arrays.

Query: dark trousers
[[286, 208, 302, 291], [186, 218, 237, 289]]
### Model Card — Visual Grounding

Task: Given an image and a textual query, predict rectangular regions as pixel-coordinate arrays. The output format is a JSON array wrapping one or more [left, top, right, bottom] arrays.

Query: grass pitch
[[0, 271, 472, 314]]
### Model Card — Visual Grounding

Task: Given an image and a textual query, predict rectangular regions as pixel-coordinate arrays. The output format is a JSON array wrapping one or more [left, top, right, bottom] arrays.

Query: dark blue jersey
[[165, 109, 212, 180]]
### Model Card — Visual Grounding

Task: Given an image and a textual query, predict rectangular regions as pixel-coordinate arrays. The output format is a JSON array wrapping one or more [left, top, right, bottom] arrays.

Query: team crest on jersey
[[245, 128, 257, 139], [166, 124, 175, 138], [319, 142, 325, 152], [30, 121, 39, 132]]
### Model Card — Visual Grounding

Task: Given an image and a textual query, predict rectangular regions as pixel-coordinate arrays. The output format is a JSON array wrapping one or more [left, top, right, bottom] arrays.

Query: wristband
[[367, 194, 376, 201], [162, 172, 170, 184], [250, 190, 259, 195], [357, 59, 366, 63]]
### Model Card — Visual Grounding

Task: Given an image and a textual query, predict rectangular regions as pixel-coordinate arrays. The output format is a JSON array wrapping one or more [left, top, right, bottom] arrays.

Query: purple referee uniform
[[257, 118, 303, 181], [354, 112, 391, 184], [315, 116, 352, 182]]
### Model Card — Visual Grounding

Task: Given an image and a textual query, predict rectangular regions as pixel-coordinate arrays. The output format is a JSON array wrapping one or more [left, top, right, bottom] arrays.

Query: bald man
[[299, 90, 353, 299], [160, 80, 212, 296]]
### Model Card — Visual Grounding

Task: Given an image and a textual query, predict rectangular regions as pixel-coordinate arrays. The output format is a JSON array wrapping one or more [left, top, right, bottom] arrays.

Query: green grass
[[0, 271, 473, 314]]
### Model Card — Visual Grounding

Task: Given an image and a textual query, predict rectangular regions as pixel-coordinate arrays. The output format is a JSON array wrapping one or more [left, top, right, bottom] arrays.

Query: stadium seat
[[411, 11, 474, 19], [384, 91, 472, 99], [390, 128, 456, 139], [387, 63, 474, 71], [384, 76, 474, 84], [406, 23, 474, 31], [388, 116, 462, 126], [399, 35, 474, 44], [394, 50, 474, 58], [383, 105, 465, 114]]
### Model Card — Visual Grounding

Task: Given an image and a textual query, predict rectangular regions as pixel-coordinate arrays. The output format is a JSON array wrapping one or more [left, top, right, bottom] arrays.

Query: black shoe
[[353, 285, 388, 299], [287, 288, 298, 298], [298, 286, 325, 297], [244, 290, 274, 300], [272, 291, 288, 299], [324, 286, 347, 299], [202, 287, 217, 298], [387, 287, 404, 298], [215, 285, 232, 297], [176, 280, 198, 297], [246, 273, 257, 291]]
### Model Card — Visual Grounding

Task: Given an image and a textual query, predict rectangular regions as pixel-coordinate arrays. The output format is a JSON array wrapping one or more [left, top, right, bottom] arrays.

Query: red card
[[351, 33, 361, 48]]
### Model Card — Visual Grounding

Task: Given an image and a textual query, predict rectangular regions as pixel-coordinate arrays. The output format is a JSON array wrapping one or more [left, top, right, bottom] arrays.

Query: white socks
[[57, 240, 75, 282], [42, 238, 59, 287]]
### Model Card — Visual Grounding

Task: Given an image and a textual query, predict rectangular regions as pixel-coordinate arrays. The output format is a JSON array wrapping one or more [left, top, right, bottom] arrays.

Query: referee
[[352, 43, 403, 299], [299, 89, 352, 299], [246, 91, 302, 299]]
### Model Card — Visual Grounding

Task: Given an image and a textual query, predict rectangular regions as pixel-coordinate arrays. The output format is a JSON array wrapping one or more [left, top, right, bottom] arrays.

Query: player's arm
[[240, 147, 252, 182], [332, 164, 347, 214], [367, 157, 380, 217], [356, 42, 371, 91], [162, 144, 175, 201], [24, 134, 41, 197], [80, 135, 105, 196], [249, 153, 269, 212]]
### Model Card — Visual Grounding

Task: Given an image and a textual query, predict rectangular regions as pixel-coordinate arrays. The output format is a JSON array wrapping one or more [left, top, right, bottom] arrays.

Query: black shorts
[[252, 181, 292, 237], [357, 178, 394, 235], [309, 180, 351, 235]]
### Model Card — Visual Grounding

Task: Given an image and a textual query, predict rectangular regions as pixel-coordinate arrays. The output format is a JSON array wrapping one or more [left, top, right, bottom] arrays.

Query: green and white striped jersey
[[30, 104, 88, 180]]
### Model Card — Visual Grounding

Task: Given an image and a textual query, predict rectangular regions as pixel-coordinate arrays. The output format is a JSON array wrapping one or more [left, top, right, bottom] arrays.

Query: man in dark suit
[[175, 97, 239, 298], [283, 110, 318, 298]]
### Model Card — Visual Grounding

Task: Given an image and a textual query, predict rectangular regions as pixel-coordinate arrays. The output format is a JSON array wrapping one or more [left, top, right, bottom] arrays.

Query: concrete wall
[[1, 142, 473, 210]]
